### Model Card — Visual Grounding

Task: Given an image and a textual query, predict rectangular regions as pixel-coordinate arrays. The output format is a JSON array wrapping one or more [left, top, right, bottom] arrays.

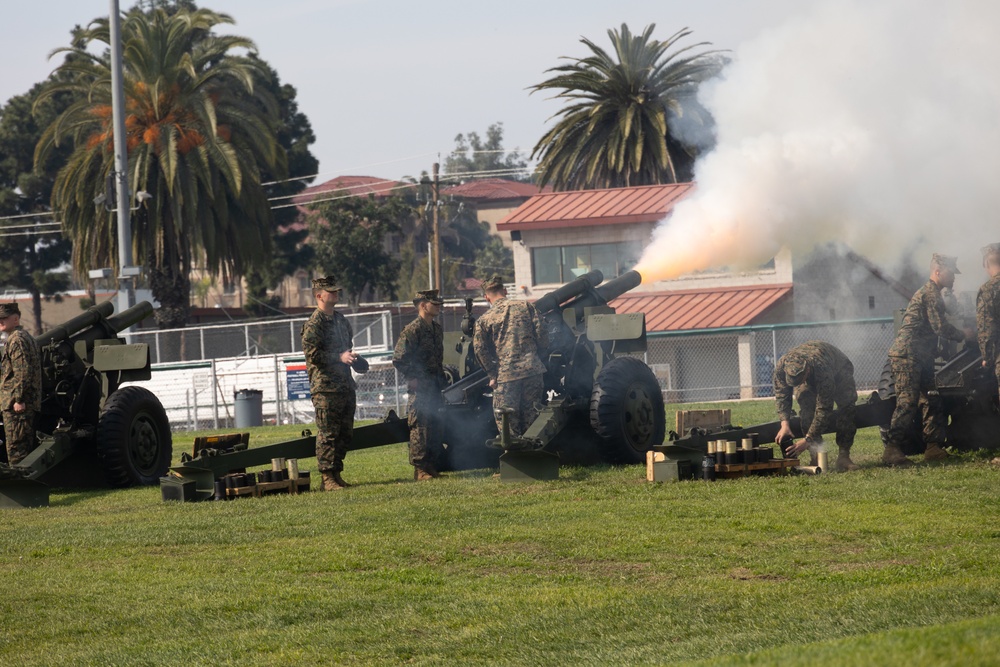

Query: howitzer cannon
[[0, 301, 172, 508], [438, 269, 664, 472]]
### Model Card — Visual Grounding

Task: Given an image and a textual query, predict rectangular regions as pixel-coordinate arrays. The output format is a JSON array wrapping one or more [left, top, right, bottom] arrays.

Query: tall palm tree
[[530, 24, 726, 191], [35, 7, 283, 328]]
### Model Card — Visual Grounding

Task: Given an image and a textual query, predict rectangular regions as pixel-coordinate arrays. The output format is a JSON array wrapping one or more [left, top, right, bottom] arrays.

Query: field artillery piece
[[0, 301, 172, 508], [439, 269, 665, 475]]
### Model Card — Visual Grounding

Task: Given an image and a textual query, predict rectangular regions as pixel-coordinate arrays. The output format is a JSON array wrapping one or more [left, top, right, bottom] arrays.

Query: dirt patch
[[728, 567, 789, 581]]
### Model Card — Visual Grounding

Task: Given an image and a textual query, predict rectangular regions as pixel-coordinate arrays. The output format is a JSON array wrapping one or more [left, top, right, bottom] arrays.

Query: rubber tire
[[96, 386, 173, 487], [875, 357, 925, 456], [590, 356, 666, 464]]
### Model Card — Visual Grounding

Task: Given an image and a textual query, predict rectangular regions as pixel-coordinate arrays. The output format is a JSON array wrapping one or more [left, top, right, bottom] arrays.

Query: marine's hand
[[13, 402, 25, 413], [784, 438, 809, 458], [340, 350, 357, 365], [775, 422, 793, 445]]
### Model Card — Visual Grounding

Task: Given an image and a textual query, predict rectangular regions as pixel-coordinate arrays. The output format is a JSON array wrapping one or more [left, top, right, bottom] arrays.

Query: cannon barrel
[[37, 300, 153, 348], [36, 301, 115, 347], [562, 270, 643, 319], [534, 270, 604, 314], [594, 270, 642, 303]]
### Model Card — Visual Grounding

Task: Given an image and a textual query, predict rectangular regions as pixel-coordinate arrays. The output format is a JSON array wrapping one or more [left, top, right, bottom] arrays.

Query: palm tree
[[35, 7, 283, 328], [530, 24, 726, 191]]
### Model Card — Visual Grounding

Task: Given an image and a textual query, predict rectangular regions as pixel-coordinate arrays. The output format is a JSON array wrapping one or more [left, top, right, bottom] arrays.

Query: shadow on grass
[[49, 487, 118, 507]]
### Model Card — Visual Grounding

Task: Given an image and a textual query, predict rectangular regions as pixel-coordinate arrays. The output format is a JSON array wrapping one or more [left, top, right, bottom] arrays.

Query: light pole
[[109, 0, 136, 314]]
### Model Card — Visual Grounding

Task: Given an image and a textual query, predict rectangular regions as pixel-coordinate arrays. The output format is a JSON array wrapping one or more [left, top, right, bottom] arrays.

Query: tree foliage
[[444, 122, 528, 181], [35, 7, 284, 328], [530, 24, 726, 190], [0, 83, 74, 333], [308, 196, 404, 307]]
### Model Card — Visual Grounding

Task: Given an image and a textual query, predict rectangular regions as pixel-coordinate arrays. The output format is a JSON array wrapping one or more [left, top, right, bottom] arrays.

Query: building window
[[298, 274, 311, 290], [531, 241, 641, 285], [868, 296, 875, 309]]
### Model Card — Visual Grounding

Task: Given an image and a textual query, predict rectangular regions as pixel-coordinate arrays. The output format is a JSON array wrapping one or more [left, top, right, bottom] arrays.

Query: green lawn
[[1, 399, 998, 666]]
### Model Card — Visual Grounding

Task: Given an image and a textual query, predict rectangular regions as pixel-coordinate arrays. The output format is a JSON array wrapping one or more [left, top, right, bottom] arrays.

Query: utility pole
[[431, 162, 441, 293], [109, 0, 136, 313]]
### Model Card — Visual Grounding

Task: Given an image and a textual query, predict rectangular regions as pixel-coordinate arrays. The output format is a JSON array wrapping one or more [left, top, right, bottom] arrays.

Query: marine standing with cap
[[302, 277, 357, 490], [884, 254, 975, 465], [473, 275, 549, 438], [976, 243, 1000, 404], [0, 303, 41, 466], [392, 289, 446, 480], [773, 340, 860, 471]]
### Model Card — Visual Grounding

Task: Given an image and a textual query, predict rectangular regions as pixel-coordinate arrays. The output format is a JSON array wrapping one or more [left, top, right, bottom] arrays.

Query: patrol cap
[[481, 275, 506, 293], [931, 253, 960, 274], [782, 353, 809, 385], [0, 302, 20, 318], [413, 289, 444, 307], [311, 276, 342, 292], [981, 243, 1000, 263]]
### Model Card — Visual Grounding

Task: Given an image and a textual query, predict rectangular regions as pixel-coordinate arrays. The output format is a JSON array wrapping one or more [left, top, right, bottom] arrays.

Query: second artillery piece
[[0, 300, 172, 507], [438, 269, 665, 472]]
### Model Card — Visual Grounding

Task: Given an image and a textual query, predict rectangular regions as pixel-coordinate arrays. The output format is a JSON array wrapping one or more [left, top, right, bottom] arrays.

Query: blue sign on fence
[[286, 363, 311, 400]]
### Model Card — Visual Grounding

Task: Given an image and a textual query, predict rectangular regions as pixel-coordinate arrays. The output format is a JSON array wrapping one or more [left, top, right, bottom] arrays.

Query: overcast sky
[[2, 0, 806, 182]]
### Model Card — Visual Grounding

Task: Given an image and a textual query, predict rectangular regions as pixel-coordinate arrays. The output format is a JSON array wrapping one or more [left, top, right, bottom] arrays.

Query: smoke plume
[[636, 0, 1000, 284]]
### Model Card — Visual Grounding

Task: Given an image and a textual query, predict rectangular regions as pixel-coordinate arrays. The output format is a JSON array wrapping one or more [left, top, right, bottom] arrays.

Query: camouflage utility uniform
[[976, 272, 1000, 403], [886, 280, 966, 456], [473, 297, 549, 437], [1, 326, 41, 465], [393, 315, 445, 473], [302, 308, 355, 474], [774, 341, 858, 453]]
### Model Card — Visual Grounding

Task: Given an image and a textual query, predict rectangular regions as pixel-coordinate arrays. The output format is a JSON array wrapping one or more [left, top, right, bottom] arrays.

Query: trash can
[[234, 388, 263, 428]]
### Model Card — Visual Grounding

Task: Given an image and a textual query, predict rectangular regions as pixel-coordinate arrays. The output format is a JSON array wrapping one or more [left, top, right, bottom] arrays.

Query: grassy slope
[[1, 400, 998, 666]]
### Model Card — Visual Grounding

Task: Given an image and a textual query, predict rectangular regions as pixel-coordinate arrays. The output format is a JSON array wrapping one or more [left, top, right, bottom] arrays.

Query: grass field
[[2, 399, 999, 666]]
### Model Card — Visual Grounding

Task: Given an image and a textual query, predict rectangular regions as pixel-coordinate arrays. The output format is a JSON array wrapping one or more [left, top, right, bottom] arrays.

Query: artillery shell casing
[[287, 459, 300, 480], [741, 438, 754, 450], [726, 441, 737, 454], [707, 441, 716, 455], [817, 451, 828, 472], [271, 457, 286, 472]]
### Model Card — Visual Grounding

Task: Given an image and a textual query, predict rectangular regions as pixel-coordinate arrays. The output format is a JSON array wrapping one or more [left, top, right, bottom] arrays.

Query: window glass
[[532, 247, 561, 285], [590, 244, 618, 279], [619, 241, 642, 274], [563, 246, 592, 279]]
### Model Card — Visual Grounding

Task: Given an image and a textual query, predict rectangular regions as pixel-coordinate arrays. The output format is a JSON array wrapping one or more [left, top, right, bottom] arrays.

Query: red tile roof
[[608, 284, 792, 332], [498, 182, 695, 231], [292, 175, 412, 206], [442, 178, 549, 201]]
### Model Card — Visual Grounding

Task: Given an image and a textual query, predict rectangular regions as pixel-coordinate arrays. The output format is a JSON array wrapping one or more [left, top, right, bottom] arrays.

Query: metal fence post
[[200, 327, 206, 361], [210, 358, 219, 430], [273, 355, 282, 426]]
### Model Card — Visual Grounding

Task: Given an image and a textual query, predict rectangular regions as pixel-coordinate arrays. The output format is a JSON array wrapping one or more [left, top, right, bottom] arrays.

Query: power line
[[0, 210, 56, 222], [0, 221, 61, 230], [0, 229, 62, 239]]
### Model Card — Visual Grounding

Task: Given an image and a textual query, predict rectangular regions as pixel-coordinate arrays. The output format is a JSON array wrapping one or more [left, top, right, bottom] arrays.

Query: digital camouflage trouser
[[312, 390, 355, 473], [2, 409, 36, 466], [794, 375, 858, 448], [887, 357, 946, 447], [491, 374, 545, 437], [407, 385, 444, 471]]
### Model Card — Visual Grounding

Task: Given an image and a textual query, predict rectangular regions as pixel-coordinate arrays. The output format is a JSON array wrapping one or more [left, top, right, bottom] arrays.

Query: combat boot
[[836, 448, 860, 472], [321, 471, 350, 490], [414, 467, 440, 481], [923, 443, 951, 462], [881, 445, 912, 467]]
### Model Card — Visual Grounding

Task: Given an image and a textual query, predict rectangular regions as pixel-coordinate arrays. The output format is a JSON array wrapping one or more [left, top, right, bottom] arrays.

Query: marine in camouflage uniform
[[302, 277, 356, 489], [392, 290, 445, 480], [0, 303, 41, 466], [975, 243, 1000, 406], [473, 275, 549, 438], [773, 340, 859, 471], [886, 254, 971, 465]]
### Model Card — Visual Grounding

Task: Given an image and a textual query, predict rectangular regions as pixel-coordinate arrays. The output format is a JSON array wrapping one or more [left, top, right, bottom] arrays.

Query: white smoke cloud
[[637, 0, 1000, 284]]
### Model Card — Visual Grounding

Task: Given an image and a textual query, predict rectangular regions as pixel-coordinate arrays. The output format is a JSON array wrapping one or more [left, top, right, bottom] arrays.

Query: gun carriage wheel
[[590, 356, 665, 464], [96, 386, 172, 487]]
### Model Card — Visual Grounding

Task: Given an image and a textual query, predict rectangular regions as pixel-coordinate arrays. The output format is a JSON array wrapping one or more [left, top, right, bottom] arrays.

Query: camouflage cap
[[414, 289, 444, 307], [481, 275, 506, 293], [0, 302, 20, 318], [782, 352, 809, 385], [981, 243, 1000, 261], [931, 253, 960, 274], [311, 276, 341, 292]]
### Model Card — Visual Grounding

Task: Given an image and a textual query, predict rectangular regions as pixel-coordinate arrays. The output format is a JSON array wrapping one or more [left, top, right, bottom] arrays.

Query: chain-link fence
[[128, 311, 394, 363], [643, 318, 896, 403], [130, 315, 897, 430]]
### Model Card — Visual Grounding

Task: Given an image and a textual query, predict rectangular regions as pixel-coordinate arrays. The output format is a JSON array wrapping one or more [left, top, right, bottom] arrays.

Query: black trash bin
[[234, 388, 263, 428]]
